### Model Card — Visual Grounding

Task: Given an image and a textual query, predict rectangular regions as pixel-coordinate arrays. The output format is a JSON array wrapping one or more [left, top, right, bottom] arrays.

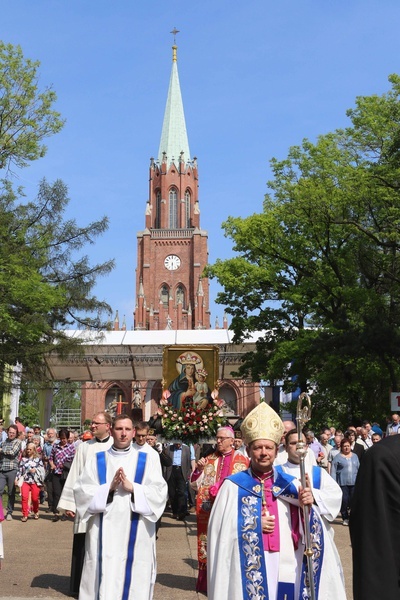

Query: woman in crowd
[[49, 428, 75, 521], [32, 436, 43, 457], [330, 437, 360, 526], [15, 442, 45, 521]]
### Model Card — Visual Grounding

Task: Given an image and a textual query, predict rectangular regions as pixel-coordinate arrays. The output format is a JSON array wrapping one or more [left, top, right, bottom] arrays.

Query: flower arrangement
[[156, 389, 228, 444]]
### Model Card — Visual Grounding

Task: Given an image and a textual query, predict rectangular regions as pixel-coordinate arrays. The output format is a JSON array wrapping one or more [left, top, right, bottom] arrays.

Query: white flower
[[249, 570, 263, 584], [247, 531, 258, 543]]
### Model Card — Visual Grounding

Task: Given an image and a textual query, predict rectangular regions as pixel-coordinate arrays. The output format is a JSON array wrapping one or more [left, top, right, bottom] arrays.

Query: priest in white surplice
[[207, 403, 347, 600], [278, 428, 346, 598], [58, 411, 113, 596], [74, 415, 168, 600]]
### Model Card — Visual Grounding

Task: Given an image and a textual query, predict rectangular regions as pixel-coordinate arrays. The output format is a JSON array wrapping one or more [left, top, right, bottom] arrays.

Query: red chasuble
[[191, 451, 249, 592]]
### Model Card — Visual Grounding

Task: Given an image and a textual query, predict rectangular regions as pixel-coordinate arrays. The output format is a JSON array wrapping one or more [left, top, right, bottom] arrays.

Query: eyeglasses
[[91, 421, 108, 426], [216, 436, 231, 442]]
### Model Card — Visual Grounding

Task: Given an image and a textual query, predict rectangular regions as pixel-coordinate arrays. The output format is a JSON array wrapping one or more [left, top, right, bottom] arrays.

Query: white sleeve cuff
[[313, 489, 330, 517], [87, 483, 111, 514], [132, 482, 152, 516]]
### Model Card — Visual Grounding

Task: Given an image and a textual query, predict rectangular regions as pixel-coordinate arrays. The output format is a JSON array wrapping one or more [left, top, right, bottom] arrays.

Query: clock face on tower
[[164, 254, 181, 271]]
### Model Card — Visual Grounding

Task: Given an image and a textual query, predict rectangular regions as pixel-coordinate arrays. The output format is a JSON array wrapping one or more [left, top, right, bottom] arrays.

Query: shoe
[[61, 514, 67, 521], [21, 516, 28, 522], [6, 514, 12, 521], [177, 514, 186, 521], [342, 519, 349, 526], [34, 513, 39, 520], [52, 515, 60, 522]]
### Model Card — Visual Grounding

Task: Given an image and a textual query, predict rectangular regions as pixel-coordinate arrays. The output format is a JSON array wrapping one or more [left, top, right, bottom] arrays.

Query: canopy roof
[[44, 329, 264, 382]]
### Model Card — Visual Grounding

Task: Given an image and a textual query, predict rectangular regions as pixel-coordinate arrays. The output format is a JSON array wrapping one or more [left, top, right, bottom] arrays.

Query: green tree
[[0, 178, 114, 383], [0, 42, 114, 399], [0, 41, 64, 172], [207, 75, 400, 426]]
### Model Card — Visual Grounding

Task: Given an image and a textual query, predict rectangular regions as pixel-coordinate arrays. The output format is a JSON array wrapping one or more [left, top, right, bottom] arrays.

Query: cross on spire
[[170, 27, 180, 43]]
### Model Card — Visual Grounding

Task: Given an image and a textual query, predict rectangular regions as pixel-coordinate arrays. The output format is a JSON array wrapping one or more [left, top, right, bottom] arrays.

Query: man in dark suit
[[350, 434, 400, 599], [164, 443, 194, 520]]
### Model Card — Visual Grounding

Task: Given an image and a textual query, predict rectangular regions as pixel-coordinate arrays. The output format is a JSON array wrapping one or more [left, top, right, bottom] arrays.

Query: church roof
[[157, 45, 191, 165]]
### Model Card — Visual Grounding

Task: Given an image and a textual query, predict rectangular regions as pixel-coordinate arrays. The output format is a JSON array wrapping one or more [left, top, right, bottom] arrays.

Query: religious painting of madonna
[[162, 345, 219, 411]]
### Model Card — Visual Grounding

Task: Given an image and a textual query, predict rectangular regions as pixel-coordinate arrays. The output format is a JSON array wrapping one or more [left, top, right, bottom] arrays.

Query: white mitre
[[241, 402, 284, 446]]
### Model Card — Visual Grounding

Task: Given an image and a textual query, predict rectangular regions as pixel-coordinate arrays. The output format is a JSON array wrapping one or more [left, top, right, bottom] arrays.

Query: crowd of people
[[0, 409, 399, 597]]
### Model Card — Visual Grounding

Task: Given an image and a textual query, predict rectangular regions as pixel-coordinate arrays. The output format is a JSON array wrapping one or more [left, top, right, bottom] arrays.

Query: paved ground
[[1, 500, 353, 599]]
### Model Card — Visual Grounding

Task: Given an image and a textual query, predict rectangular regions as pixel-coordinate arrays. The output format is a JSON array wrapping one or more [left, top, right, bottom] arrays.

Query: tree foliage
[[0, 41, 64, 172], [207, 74, 400, 427], [0, 178, 114, 380], [0, 42, 114, 394]]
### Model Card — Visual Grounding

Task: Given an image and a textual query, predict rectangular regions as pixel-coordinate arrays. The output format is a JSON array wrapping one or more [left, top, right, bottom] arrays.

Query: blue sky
[[2, 1, 400, 329]]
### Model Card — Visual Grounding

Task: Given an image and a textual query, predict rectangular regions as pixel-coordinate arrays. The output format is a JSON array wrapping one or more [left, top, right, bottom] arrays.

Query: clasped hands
[[110, 467, 133, 493]]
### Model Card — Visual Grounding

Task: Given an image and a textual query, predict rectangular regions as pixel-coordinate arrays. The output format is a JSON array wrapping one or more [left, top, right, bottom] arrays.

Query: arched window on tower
[[184, 189, 191, 228], [169, 188, 178, 229], [176, 285, 185, 308], [155, 190, 161, 229], [160, 285, 169, 308]]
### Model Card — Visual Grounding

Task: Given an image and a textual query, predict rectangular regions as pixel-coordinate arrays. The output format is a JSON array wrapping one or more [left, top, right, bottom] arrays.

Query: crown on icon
[[177, 352, 202, 366]]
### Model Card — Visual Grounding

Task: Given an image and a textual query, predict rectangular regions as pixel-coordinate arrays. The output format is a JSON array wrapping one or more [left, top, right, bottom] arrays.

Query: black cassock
[[350, 434, 400, 600]]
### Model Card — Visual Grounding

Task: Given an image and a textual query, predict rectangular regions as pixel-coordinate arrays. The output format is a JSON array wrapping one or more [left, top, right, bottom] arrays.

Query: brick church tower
[[134, 44, 211, 331], [79, 42, 260, 424]]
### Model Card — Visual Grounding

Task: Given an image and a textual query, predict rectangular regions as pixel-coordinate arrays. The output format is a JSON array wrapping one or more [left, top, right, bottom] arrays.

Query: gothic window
[[184, 189, 191, 228], [160, 285, 169, 308], [169, 188, 178, 229], [155, 190, 161, 229], [176, 285, 185, 307]]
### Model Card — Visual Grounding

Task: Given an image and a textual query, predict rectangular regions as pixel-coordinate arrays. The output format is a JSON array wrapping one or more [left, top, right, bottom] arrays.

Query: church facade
[[81, 44, 259, 423]]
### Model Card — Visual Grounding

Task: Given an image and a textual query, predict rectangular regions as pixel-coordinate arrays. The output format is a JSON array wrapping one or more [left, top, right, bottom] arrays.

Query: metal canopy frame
[[43, 329, 265, 382]]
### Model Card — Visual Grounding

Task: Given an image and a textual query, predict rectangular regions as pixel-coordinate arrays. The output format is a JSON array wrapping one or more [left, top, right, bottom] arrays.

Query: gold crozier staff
[[296, 392, 316, 600]]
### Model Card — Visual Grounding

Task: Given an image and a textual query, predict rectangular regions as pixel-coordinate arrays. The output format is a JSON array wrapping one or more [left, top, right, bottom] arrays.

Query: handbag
[[61, 460, 72, 481], [16, 475, 24, 488]]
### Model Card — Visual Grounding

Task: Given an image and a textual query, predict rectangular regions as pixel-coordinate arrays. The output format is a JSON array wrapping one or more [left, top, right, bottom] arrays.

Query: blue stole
[[229, 466, 325, 600], [96, 451, 107, 600], [273, 465, 324, 599], [229, 470, 269, 600], [96, 450, 147, 600]]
